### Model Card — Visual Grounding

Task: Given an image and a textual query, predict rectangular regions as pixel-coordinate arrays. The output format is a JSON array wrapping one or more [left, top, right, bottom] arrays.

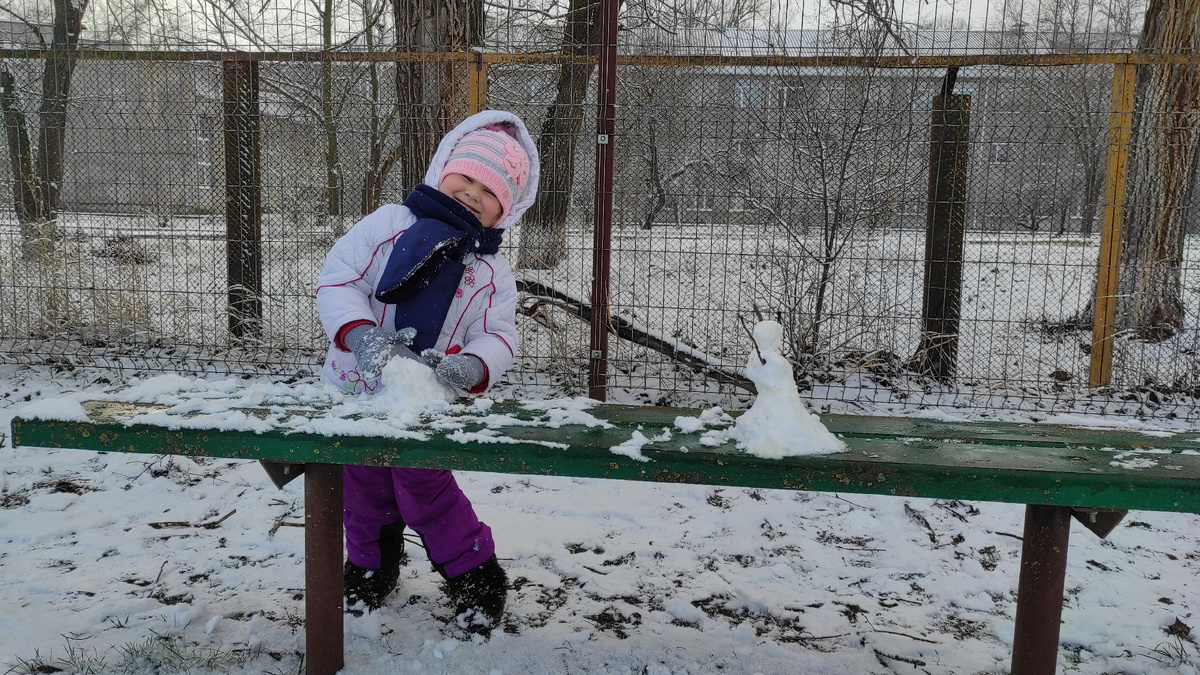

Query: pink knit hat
[[439, 125, 531, 217]]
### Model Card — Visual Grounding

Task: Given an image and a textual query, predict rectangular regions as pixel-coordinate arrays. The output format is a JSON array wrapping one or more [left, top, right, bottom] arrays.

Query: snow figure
[[732, 321, 846, 458]]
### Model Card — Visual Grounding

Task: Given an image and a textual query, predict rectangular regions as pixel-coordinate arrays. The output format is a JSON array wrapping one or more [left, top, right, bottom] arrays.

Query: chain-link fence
[[1, 0, 1197, 416]]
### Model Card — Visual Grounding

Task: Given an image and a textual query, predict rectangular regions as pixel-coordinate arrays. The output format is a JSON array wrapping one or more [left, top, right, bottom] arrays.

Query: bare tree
[[320, 0, 347, 219], [744, 27, 924, 360], [86, 0, 186, 45], [0, 0, 91, 259], [1026, 0, 1118, 236], [656, 0, 768, 28], [359, 0, 401, 214], [516, 0, 771, 269], [615, 28, 716, 231], [194, 0, 391, 231], [1042, 66, 1110, 235]]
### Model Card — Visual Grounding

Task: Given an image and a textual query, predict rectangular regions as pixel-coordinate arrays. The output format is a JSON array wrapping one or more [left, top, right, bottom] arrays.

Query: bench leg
[[1010, 504, 1071, 675], [305, 463, 344, 675]]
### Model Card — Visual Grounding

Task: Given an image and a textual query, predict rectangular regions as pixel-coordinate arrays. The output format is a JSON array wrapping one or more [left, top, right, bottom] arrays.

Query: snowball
[[367, 356, 457, 425]]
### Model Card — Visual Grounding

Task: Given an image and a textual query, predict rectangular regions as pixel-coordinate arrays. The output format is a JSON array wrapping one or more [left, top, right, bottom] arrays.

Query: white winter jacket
[[315, 111, 539, 394]]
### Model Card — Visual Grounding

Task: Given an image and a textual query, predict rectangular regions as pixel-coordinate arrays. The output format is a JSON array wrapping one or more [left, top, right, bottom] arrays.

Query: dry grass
[[0, 230, 153, 342]]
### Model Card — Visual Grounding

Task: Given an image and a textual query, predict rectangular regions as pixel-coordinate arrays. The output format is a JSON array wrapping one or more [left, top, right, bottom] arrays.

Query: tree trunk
[[394, 0, 434, 190], [35, 0, 89, 224], [516, 0, 607, 270], [436, 0, 476, 135], [392, 0, 475, 192], [4, 0, 90, 260], [1116, 0, 1200, 340], [360, 23, 392, 217], [321, 0, 343, 219], [640, 119, 664, 230], [1079, 159, 1103, 235], [0, 69, 38, 226], [361, 57, 395, 217]]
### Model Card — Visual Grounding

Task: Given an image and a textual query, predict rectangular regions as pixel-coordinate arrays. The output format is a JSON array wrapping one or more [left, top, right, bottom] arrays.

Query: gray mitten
[[344, 325, 419, 381], [420, 348, 445, 369], [435, 354, 486, 390]]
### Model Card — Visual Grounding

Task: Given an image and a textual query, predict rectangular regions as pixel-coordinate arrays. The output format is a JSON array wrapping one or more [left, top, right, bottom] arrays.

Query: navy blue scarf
[[374, 184, 504, 351]]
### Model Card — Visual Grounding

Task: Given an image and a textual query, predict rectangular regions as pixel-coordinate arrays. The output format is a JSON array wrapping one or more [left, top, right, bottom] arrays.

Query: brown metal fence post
[[304, 463, 344, 675], [587, 0, 619, 401], [222, 56, 263, 340], [912, 75, 970, 381], [1089, 62, 1137, 388], [1010, 504, 1072, 675]]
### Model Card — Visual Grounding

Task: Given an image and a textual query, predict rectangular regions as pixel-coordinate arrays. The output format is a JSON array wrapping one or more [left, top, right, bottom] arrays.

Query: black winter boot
[[378, 517, 409, 573], [444, 555, 508, 635], [344, 518, 407, 613]]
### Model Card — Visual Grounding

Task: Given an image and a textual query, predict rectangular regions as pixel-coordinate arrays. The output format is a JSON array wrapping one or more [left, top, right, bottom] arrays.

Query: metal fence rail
[[1, 0, 1197, 416]]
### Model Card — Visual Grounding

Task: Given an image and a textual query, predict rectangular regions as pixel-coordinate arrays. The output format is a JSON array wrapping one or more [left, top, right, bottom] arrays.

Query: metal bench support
[[305, 463, 344, 675], [1010, 505, 1072, 675]]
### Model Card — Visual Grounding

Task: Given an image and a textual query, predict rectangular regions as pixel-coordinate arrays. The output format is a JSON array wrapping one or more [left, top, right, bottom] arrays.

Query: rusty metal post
[[1089, 61, 1137, 388], [913, 71, 970, 381], [1010, 504, 1072, 675], [587, 0, 619, 401], [222, 56, 263, 340], [468, 49, 488, 115], [304, 463, 343, 675]]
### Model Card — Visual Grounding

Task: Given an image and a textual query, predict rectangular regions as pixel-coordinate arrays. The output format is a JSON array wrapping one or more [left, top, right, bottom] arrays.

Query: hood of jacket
[[422, 110, 541, 232]]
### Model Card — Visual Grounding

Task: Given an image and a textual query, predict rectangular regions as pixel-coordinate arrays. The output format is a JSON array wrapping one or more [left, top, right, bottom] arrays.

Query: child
[[314, 110, 537, 633]]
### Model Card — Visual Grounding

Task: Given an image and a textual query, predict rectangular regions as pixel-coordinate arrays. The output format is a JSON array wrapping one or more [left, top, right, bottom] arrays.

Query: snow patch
[[18, 397, 89, 422]]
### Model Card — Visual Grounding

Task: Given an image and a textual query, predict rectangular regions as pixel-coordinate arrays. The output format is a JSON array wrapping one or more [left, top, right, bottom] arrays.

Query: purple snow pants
[[343, 465, 494, 579]]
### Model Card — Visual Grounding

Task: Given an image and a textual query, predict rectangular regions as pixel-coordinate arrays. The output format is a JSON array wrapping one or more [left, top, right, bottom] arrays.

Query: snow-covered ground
[[2, 359, 1199, 675]]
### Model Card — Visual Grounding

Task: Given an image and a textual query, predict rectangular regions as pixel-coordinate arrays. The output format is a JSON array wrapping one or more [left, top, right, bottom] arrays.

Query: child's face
[[438, 173, 503, 228]]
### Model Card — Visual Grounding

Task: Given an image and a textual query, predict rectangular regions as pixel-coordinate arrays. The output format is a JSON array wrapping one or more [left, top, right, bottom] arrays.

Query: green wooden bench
[[12, 399, 1200, 675]]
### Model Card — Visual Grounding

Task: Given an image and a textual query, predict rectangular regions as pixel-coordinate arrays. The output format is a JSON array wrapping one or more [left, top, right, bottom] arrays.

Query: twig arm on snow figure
[[739, 314, 767, 365]]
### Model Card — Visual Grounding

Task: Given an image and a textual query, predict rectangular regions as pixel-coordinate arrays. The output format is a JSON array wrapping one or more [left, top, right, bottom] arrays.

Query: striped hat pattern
[[439, 125, 531, 218]]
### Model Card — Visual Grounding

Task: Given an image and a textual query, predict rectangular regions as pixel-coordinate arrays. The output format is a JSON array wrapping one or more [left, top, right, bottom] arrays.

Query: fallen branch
[[148, 509, 236, 530], [874, 648, 928, 667], [200, 509, 237, 529], [516, 277, 755, 394], [904, 503, 938, 544], [269, 514, 304, 537], [934, 500, 975, 522], [798, 631, 851, 641], [872, 628, 939, 644], [151, 560, 168, 586]]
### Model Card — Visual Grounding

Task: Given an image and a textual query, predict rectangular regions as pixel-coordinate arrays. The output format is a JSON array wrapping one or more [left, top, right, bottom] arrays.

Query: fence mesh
[[1, 0, 1197, 417]]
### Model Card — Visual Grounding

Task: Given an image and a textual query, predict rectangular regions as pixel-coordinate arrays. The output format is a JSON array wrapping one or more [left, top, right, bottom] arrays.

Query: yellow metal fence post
[[1089, 61, 1138, 389]]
